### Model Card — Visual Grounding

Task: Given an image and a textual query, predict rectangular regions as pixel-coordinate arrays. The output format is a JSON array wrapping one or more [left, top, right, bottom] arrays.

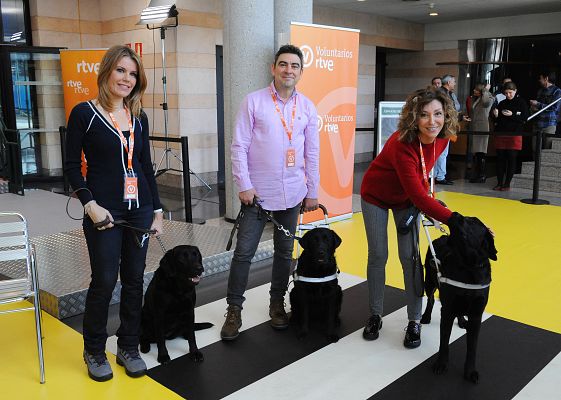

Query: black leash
[[66, 188, 166, 252], [226, 199, 302, 251]]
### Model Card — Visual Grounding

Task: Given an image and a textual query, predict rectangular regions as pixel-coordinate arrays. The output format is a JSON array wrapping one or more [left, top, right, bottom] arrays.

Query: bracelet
[[153, 208, 163, 214]]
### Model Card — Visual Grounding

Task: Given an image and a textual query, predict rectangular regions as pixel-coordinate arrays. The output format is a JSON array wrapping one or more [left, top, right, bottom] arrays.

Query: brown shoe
[[269, 299, 289, 330], [220, 305, 242, 341]]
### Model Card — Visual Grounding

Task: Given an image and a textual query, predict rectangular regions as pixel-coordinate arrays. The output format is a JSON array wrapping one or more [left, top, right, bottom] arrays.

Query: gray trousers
[[226, 203, 300, 308], [361, 199, 423, 321]]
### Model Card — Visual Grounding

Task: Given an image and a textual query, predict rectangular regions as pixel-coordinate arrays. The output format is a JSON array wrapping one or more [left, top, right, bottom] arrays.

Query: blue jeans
[[82, 205, 152, 354], [433, 142, 449, 180], [361, 199, 423, 321], [227, 203, 300, 308]]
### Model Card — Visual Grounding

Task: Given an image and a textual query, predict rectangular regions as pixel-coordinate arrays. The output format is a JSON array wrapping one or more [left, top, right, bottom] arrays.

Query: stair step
[[521, 161, 561, 178], [552, 137, 561, 150], [541, 149, 561, 164], [511, 173, 561, 193]]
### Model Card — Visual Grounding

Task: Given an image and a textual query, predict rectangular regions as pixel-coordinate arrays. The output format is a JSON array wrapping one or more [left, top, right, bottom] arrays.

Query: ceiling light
[[428, 3, 438, 16]]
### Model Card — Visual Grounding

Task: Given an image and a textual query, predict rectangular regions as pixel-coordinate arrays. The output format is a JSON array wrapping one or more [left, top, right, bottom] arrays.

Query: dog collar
[[438, 273, 490, 290], [293, 272, 338, 283]]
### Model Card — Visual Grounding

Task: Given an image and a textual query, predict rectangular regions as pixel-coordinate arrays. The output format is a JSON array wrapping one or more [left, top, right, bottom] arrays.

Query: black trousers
[[82, 204, 152, 354], [496, 149, 518, 187]]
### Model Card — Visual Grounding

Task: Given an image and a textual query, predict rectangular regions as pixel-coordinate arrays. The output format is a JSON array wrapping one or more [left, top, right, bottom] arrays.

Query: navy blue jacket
[[65, 101, 162, 211]]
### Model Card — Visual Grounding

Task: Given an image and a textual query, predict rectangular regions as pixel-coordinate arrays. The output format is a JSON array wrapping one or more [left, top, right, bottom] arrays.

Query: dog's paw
[[432, 360, 448, 375], [464, 369, 479, 384], [420, 315, 431, 324], [188, 350, 204, 363], [457, 316, 468, 329], [140, 343, 150, 354], [157, 354, 171, 364], [327, 334, 339, 343]]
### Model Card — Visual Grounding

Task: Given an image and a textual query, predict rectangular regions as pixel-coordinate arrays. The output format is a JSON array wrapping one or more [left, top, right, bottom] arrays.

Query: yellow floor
[[0, 304, 181, 399], [333, 192, 561, 335], [2, 191, 560, 397]]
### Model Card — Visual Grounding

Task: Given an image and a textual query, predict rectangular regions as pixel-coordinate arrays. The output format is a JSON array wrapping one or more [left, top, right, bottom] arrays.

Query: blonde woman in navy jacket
[[65, 45, 163, 382]]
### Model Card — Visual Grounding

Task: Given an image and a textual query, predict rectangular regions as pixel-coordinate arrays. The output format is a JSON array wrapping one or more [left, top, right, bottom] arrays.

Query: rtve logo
[[300, 45, 314, 68], [76, 60, 100, 74]]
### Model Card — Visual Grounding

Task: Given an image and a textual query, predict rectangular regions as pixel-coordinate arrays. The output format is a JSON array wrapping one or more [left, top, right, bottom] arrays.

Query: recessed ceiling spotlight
[[428, 3, 438, 16]]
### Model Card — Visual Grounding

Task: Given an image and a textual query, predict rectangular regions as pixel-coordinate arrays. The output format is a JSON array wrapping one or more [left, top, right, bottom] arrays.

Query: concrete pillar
[[223, 0, 274, 219], [274, 0, 313, 49]]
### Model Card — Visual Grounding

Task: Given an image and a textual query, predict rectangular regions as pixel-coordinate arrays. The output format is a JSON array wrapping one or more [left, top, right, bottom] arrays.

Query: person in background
[[220, 44, 319, 342], [492, 77, 512, 107], [65, 45, 163, 382], [431, 77, 442, 88], [361, 87, 462, 349], [530, 71, 561, 150], [468, 83, 494, 183], [434, 74, 464, 185], [492, 81, 529, 191]]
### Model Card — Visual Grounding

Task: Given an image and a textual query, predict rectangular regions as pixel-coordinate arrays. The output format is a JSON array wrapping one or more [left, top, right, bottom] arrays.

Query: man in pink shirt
[[221, 44, 320, 341]]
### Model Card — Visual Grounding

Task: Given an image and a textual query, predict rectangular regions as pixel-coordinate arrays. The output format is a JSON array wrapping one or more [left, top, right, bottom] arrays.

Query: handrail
[[149, 135, 198, 223], [527, 96, 561, 121]]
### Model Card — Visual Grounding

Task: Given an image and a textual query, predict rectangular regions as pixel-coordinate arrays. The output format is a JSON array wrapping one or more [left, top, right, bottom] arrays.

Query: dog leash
[[226, 199, 302, 251]]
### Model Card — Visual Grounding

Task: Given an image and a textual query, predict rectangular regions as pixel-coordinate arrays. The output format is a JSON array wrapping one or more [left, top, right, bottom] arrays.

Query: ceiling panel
[[314, 0, 561, 24]]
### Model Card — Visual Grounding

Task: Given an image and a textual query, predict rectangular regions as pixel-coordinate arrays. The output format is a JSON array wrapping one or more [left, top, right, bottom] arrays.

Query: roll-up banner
[[290, 23, 360, 224], [60, 49, 106, 176], [60, 49, 107, 122]]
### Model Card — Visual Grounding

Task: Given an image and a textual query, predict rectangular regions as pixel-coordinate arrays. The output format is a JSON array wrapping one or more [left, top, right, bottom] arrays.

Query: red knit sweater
[[361, 131, 453, 224]]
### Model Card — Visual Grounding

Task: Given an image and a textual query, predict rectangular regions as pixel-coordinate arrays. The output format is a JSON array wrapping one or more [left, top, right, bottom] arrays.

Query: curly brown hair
[[397, 87, 459, 143]]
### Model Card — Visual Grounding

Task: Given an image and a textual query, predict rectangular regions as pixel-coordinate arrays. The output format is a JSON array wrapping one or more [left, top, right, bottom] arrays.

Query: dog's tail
[[194, 322, 214, 331]]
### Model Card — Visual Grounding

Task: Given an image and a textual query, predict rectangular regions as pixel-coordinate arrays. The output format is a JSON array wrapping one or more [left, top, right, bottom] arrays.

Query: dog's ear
[[299, 231, 310, 249], [484, 229, 498, 261], [160, 248, 177, 278], [330, 230, 342, 249]]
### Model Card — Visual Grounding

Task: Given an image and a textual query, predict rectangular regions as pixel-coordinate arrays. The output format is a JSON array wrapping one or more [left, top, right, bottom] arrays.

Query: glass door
[[0, 46, 64, 178]]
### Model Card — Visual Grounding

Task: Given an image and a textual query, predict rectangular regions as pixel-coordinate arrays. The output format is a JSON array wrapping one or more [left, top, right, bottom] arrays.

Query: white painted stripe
[[513, 350, 561, 400], [106, 272, 365, 369], [225, 299, 492, 400]]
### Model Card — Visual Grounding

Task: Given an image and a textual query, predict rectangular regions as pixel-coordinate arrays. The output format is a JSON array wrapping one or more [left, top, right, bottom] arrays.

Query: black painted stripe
[[147, 282, 408, 400], [369, 316, 561, 400]]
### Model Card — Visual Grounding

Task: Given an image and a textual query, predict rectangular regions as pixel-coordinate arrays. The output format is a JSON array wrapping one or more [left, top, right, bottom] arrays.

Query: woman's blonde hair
[[96, 45, 147, 117], [397, 87, 459, 143]]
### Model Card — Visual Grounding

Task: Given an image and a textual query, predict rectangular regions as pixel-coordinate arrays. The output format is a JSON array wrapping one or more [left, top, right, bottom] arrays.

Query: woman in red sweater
[[361, 87, 459, 348]]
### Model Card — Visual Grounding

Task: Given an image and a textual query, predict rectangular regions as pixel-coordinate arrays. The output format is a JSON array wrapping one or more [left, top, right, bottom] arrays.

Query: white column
[[274, 0, 313, 49], [223, 0, 274, 219]]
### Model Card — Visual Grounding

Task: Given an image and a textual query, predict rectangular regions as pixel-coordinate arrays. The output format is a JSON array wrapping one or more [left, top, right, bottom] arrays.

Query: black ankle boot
[[469, 154, 481, 183]]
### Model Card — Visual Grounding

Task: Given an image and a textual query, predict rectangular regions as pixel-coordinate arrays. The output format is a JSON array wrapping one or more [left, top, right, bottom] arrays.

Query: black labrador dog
[[140, 245, 212, 364], [422, 212, 497, 383], [289, 227, 343, 343]]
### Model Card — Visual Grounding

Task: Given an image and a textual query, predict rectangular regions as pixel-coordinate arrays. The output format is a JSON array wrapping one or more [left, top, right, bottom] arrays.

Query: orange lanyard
[[108, 107, 134, 171], [419, 138, 436, 198], [270, 87, 297, 144]]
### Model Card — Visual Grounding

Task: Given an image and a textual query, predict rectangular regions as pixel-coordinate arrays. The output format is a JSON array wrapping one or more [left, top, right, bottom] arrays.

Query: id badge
[[286, 148, 296, 168], [123, 172, 138, 201]]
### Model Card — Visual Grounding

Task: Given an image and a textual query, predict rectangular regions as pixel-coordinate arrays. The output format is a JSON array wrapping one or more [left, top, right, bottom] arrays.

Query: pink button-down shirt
[[231, 83, 320, 211]]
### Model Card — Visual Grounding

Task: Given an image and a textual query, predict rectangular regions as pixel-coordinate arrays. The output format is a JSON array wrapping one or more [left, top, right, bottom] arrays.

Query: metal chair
[[0, 212, 45, 383]]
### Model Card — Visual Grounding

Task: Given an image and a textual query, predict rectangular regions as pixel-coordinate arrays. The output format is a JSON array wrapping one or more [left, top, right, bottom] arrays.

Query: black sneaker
[[363, 314, 383, 340], [404, 321, 421, 348]]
